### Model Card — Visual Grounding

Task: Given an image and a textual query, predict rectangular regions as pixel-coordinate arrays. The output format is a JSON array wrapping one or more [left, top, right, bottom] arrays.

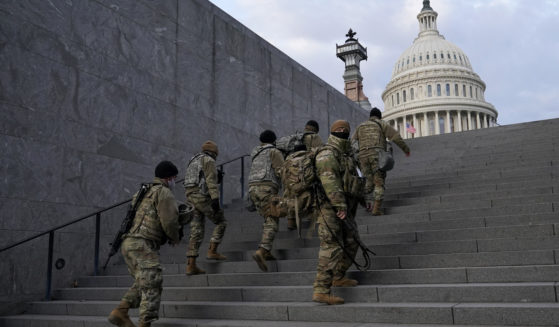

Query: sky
[[208, 0, 558, 126]]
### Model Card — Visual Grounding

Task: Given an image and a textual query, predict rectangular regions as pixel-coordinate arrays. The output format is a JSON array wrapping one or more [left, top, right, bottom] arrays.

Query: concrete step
[[53, 282, 558, 303], [21, 300, 559, 325], [82, 264, 559, 288], [1, 315, 526, 327]]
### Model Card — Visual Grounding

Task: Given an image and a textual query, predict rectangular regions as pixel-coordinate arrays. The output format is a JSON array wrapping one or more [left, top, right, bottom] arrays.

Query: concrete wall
[[0, 0, 366, 305]]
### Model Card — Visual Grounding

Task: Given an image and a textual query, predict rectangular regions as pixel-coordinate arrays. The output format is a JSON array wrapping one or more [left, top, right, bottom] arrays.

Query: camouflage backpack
[[281, 148, 319, 199]]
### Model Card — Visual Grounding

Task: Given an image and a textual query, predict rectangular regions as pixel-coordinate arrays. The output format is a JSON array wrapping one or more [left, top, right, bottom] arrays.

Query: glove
[[211, 198, 221, 213], [217, 169, 224, 184]]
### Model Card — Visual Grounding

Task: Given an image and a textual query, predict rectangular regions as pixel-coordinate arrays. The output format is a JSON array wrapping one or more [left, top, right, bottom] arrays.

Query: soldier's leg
[[207, 208, 227, 244], [333, 219, 360, 279], [120, 238, 142, 308], [135, 240, 163, 325], [372, 169, 387, 215], [259, 216, 279, 251], [313, 206, 344, 295], [186, 209, 205, 257], [359, 157, 376, 211]]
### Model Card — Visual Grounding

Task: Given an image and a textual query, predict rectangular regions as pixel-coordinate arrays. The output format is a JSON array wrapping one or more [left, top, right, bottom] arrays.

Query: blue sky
[[209, 0, 558, 126]]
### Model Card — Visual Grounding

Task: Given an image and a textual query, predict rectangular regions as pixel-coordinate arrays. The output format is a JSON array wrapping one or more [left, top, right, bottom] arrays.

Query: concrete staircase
[[2, 119, 558, 326]]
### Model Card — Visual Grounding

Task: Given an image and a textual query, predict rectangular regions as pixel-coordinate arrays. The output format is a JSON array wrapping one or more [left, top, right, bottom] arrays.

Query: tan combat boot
[[312, 293, 344, 305], [207, 242, 227, 260], [332, 277, 358, 287], [287, 217, 297, 230], [108, 301, 136, 327], [138, 322, 150, 327], [252, 247, 269, 272], [372, 200, 383, 216], [264, 251, 276, 261], [186, 256, 206, 275]]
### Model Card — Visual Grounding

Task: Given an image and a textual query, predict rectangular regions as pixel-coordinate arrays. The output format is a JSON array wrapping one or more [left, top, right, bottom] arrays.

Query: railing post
[[45, 231, 54, 301], [94, 213, 101, 276], [219, 164, 224, 207], [240, 156, 245, 197]]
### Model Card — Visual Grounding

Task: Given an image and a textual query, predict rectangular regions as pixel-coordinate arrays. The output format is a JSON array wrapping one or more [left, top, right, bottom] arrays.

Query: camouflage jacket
[[352, 117, 410, 158], [184, 152, 219, 200], [315, 134, 360, 211], [303, 126, 323, 150], [126, 177, 180, 245], [248, 144, 284, 188]]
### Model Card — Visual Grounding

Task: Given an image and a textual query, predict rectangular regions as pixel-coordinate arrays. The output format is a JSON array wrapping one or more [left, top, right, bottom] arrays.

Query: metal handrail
[[0, 153, 249, 300]]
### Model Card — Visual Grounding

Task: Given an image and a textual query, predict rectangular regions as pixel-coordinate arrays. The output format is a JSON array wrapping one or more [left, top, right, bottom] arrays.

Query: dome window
[[403, 90, 407, 102], [428, 85, 432, 97], [455, 84, 459, 96], [470, 86, 473, 98], [407, 59, 410, 65], [419, 55, 422, 61], [411, 88, 415, 100], [447, 53, 451, 59], [397, 93, 400, 104], [463, 85, 467, 97], [453, 53, 457, 60], [427, 54, 430, 60], [434, 53, 437, 59], [440, 52, 444, 59], [446, 84, 450, 96], [413, 57, 416, 63], [437, 84, 441, 96]]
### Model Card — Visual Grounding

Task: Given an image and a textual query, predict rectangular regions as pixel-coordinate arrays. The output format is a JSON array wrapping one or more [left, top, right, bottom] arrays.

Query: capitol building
[[381, 0, 498, 139], [338, 1, 498, 139]]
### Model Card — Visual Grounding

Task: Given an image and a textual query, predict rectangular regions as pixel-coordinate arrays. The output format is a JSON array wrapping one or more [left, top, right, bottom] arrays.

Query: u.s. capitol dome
[[381, 0, 498, 138]]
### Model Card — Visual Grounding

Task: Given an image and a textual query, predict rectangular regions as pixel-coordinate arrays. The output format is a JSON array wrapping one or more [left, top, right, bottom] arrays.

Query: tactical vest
[[184, 153, 211, 194], [357, 119, 386, 151], [321, 144, 365, 199], [249, 145, 280, 186], [127, 184, 167, 244]]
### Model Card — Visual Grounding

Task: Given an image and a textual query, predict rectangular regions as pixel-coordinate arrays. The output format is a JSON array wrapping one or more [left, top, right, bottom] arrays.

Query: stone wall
[[0, 0, 366, 305]]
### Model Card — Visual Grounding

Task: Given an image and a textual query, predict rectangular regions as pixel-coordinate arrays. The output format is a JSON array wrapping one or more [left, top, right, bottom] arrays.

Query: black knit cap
[[259, 130, 277, 144], [370, 107, 382, 119], [305, 120, 319, 132], [155, 160, 178, 179]]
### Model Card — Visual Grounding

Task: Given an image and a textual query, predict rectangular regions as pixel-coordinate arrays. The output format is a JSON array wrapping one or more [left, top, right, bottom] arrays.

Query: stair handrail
[[0, 153, 249, 300]]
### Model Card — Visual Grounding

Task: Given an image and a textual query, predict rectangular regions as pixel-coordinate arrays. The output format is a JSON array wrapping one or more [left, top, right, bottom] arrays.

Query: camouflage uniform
[[248, 144, 287, 251], [184, 152, 227, 257], [313, 134, 361, 295], [120, 177, 181, 325], [353, 117, 410, 203]]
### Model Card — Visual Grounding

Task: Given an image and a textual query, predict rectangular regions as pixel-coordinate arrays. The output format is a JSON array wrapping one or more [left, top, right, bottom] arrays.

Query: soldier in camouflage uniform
[[184, 140, 227, 275], [108, 161, 182, 327], [353, 108, 410, 215], [249, 130, 289, 272], [312, 120, 363, 305], [285, 120, 324, 230]]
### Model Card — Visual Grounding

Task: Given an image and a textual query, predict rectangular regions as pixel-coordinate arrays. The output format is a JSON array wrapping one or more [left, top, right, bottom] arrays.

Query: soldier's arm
[[384, 124, 410, 154], [203, 157, 220, 200], [315, 149, 346, 210], [157, 187, 181, 244], [270, 148, 285, 179]]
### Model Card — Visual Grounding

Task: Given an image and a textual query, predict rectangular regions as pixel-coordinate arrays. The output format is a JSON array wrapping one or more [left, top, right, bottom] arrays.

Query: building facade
[[381, 0, 498, 139]]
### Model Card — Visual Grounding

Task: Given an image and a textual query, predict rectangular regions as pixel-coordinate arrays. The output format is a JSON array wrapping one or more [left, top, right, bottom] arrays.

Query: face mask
[[167, 178, 176, 190], [332, 132, 350, 139]]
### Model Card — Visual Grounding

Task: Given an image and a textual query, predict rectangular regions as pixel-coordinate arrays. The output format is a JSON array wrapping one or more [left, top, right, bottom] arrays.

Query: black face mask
[[331, 132, 350, 139]]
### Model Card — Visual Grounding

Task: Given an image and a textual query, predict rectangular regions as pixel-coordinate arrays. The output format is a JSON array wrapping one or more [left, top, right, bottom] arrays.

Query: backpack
[[276, 131, 311, 155], [281, 149, 319, 199]]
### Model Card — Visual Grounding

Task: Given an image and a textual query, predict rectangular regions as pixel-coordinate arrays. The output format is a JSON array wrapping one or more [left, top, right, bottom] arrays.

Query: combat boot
[[186, 257, 206, 275], [332, 277, 358, 287], [252, 247, 269, 272], [108, 301, 136, 327], [312, 293, 344, 305], [264, 251, 276, 261], [138, 322, 150, 327], [372, 200, 383, 216], [207, 242, 227, 260], [287, 217, 297, 230]]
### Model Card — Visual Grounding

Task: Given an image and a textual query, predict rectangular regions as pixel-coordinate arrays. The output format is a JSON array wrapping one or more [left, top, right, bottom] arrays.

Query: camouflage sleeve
[[270, 148, 284, 180], [384, 123, 410, 154], [156, 187, 180, 243], [203, 156, 220, 200], [315, 148, 346, 210]]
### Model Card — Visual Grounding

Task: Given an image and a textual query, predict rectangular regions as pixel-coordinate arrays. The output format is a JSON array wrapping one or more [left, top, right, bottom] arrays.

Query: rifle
[[103, 183, 150, 270]]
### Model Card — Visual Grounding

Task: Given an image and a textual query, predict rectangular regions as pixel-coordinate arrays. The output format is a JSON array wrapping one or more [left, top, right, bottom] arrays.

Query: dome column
[[423, 112, 429, 136], [476, 112, 481, 130], [413, 114, 418, 138], [445, 110, 451, 133], [468, 111, 473, 131], [457, 111, 462, 132], [435, 111, 440, 135]]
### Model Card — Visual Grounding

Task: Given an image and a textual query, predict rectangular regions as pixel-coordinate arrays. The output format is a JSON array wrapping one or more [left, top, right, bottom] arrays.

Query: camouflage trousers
[[249, 184, 288, 251], [186, 191, 227, 257], [313, 201, 359, 294], [359, 154, 387, 202], [120, 237, 163, 324]]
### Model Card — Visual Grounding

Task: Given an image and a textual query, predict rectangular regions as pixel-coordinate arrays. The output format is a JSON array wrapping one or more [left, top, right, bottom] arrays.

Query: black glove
[[217, 169, 224, 184], [211, 198, 221, 213]]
